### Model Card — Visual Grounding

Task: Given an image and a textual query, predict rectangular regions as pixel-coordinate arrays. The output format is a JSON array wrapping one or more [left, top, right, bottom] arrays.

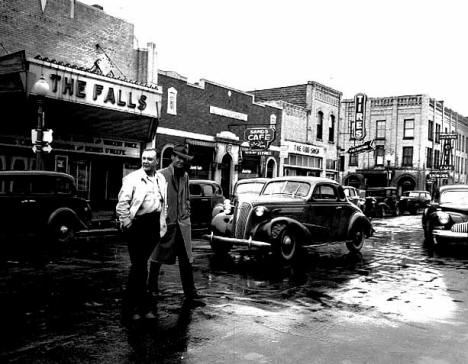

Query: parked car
[[189, 179, 224, 233], [343, 186, 365, 211], [365, 186, 400, 217], [0, 170, 93, 243], [422, 184, 468, 246], [211, 177, 269, 217], [397, 190, 431, 215], [204, 176, 374, 262]]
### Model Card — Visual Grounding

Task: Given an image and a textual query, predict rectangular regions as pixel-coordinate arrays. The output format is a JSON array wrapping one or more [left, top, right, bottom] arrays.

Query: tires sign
[[352, 93, 367, 141]]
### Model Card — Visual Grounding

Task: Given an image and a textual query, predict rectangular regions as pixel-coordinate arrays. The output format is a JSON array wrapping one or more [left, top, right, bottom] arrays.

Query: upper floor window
[[349, 153, 358, 166], [435, 124, 441, 144], [403, 119, 414, 139], [434, 149, 440, 168], [376, 120, 386, 139], [402, 146, 413, 167], [428, 120, 433, 141], [328, 114, 335, 143], [316, 111, 323, 140], [426, 147, 433, 168], [167, 87, 177, 115], [270, 113, 277, 126], [375, 145, 384, 166]]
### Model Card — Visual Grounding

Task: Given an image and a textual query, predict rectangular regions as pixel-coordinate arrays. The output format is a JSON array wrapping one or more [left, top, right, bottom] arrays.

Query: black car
[[365, 187, 400, 217], [0, 170, 93, 243], [343, 186, 365, 212], [422, 184, 468, 246], [189, 179, 224, 233], [397, 190, 431, 215], [204, 176, 373, 262]]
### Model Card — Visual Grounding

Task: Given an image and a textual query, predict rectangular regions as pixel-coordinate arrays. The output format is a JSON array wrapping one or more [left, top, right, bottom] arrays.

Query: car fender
[[47, 207, 88, 229], [210, 211, 233, 235], [255, 216, 312, 243], [347, 212, 373, 237]]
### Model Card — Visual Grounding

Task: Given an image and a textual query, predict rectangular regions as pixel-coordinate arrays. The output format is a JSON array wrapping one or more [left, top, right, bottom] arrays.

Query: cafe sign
[[28, 59, 162, 118], [244, 127, 275, 149]]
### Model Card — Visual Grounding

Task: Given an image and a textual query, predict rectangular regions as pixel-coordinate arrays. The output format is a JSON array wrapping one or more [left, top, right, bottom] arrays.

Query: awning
[[0, 51, 27, 93]]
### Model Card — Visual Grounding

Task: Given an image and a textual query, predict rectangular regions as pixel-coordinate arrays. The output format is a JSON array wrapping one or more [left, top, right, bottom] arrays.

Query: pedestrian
[[148, 144, 205, 307], [116, 148, 166, 321]]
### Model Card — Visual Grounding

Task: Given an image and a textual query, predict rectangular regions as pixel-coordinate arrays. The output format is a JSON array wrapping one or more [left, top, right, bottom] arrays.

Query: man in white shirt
[[116, 148, 166, 321]]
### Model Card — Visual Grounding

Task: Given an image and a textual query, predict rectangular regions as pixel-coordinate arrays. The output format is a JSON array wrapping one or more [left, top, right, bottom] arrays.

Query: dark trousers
[[123, 211, 160, 314], [149, 224, 196, 297]]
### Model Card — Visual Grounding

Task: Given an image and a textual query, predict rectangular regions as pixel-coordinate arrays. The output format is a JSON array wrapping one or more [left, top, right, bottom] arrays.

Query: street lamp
[[31, 75, 50, 170]]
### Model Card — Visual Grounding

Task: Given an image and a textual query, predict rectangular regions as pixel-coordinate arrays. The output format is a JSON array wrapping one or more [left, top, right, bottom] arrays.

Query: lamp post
[[31, 75, 50, 170]]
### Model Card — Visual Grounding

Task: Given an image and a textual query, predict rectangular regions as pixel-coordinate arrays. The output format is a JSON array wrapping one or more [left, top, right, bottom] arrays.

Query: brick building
[[339, 94, 468, 195], [0, 0, 162, 210], [156, 71, 282, 197], [250, 82, 342, 180]]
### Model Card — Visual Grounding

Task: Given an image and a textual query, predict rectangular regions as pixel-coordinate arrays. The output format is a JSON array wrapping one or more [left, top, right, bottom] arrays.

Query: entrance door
[[90, 158, 123, 211], [220, 153, 232, 198]]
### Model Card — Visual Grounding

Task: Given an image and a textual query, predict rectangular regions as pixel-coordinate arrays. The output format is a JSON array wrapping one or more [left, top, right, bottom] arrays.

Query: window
[[328, 114, 335, 142], [434, 150, 440, 168], [270, 113, 277, 126], [349, 153, 358, 166], [402, 146, 413, 167], [189, 184, 202, 196], [316, 111, 323, 140], [167, 87, 177, 115], [312, 184, 337, 200], [202, 184, 214, 196], [375, 145, 384, 166], [404, 119, 414, 139], [435, 124, 441, 144], [426, 147, 433, 168], [428, 120, 433, 141], [376, 120, 386, 139]]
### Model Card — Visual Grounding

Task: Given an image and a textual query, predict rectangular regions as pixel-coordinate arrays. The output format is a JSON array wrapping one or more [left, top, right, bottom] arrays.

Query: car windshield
[[262, 181, 310, 198], [235, 182, 265, 195], [440, 189, 468, 204]]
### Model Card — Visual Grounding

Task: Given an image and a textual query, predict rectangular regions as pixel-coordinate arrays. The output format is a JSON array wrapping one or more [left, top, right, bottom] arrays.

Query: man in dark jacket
[[149, 144, 204, 306]]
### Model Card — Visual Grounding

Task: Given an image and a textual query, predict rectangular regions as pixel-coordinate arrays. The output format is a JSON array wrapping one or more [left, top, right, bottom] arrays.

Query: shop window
[[70, 160, 90, 199], [167, 87, 177, 115]]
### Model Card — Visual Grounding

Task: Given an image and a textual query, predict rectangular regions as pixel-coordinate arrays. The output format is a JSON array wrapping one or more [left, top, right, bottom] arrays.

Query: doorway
[[220, 153, 232, 198]]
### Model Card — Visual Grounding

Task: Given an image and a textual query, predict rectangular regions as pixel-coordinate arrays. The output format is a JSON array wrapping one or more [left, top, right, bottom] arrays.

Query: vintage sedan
[[397, 190, 431, 215], [422, 184, 468, 246], [204, 176, 374, 262], [189, 179, 224, 233]]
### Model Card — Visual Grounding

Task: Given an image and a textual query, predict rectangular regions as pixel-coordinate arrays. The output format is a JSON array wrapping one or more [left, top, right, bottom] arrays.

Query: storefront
[[281, 141, 324, 177], [0, 51, 162, 210]]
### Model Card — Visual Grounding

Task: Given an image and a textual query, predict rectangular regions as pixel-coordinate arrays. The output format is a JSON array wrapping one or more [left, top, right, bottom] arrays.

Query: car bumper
[[433, 229, 468, 241], [203, 231, 271, 248]]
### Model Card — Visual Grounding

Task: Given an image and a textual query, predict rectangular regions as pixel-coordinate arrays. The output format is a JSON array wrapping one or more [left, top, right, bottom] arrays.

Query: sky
[[80, 0, 468, 115]]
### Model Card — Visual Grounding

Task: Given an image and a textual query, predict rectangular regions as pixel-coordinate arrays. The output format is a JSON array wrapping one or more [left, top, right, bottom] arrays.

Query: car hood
[[253, 195, 306, 205], [439, 203, 468, 214]]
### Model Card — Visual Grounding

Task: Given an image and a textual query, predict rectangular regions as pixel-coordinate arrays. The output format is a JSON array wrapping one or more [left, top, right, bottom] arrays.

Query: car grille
[[451, 222, 468, 233], [235, 202, 252, 239]]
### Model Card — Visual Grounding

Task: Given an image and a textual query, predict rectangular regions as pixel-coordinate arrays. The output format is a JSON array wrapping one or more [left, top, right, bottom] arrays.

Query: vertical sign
[[353, 93, 367, 140]]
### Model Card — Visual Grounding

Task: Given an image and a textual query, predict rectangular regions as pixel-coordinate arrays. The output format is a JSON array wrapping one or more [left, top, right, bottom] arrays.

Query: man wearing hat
[[148, 144, 204, 306]]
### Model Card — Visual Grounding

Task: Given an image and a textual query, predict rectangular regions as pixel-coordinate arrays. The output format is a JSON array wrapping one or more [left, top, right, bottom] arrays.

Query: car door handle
[[336, 206, 342, 210], [21, 199, 37, 204], [201, 198, 209, 201]]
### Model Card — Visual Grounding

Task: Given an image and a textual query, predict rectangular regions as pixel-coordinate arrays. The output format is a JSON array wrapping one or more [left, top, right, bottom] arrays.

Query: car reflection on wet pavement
[[2, 215, 468, 363]]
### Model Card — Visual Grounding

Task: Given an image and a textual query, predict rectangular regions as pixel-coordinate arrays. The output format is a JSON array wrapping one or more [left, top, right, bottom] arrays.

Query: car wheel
[[50, 218, 76, 244], [346, 226, 365, 252], [275, 228, 298, 262]]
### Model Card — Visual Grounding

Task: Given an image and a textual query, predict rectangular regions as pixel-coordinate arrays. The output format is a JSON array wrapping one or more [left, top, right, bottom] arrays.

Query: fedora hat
[[172, 144, 194, 161]]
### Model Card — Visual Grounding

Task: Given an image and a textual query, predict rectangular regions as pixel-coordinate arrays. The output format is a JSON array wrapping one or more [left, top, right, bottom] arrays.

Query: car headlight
[[436, 211, 450, 224], [254, 206, 267, 217], [223, 199, 232, 214]]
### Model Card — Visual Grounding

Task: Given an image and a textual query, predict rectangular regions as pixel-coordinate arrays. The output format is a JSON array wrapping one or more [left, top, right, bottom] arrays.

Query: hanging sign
[[244, 127, 276, 149], [352, 93, 367, 141]]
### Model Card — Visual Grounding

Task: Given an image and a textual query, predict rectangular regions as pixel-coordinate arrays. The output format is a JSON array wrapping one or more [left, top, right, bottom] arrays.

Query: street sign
[[439, 165, 454, 171], [428, 172, 449, 179], [347, 140, 375, 154], [439, 133, 457, 140]]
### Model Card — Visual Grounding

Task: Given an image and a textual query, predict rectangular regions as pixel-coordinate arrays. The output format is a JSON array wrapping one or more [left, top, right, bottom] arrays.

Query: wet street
[[1, 214, 468, 363]]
